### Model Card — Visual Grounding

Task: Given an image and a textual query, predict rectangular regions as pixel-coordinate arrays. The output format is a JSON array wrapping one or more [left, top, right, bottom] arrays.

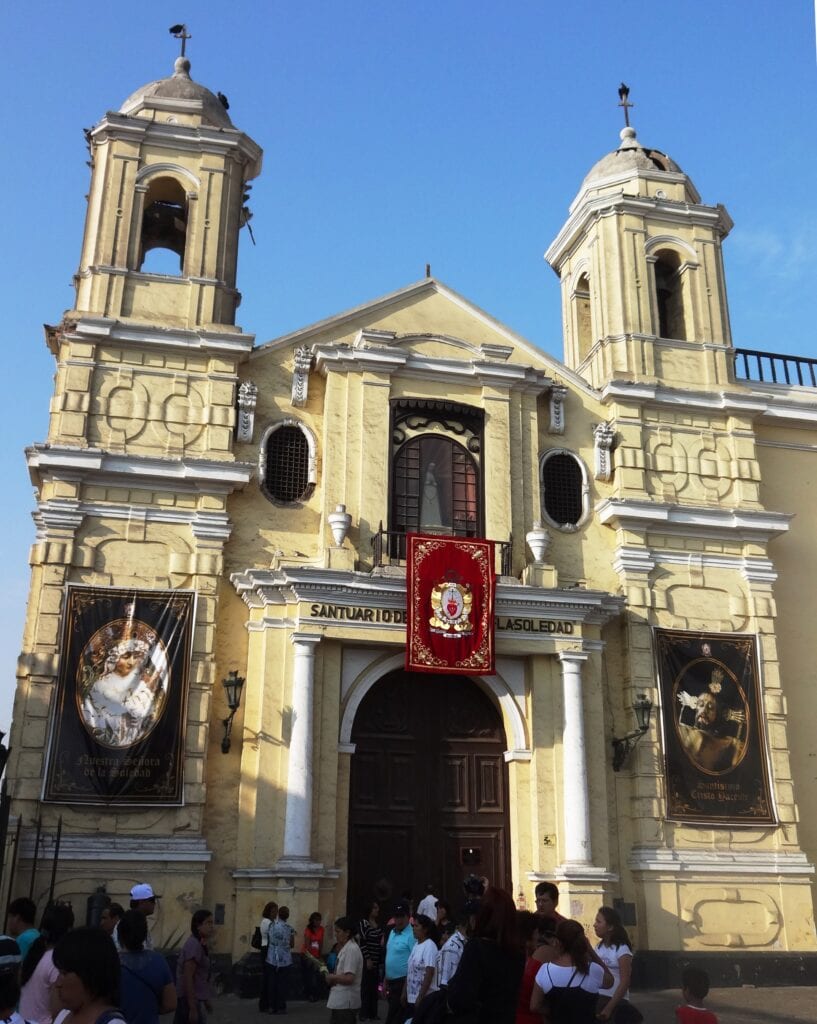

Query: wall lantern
[[611, 693, 653, 772], [221, 671, 246, 754]]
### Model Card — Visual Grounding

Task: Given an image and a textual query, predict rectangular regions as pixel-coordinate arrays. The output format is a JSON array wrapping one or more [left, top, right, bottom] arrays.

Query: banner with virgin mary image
[[43, 586, 195, 805], [406, 534, 496, 674], [655, 629, 776, 825]]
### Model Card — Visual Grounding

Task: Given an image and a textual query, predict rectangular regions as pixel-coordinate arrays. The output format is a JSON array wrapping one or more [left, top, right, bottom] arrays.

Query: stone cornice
[[18, 833, 212, 863], [601, 378, 817, 426], [55, 316, 255, 356], [597, 498, 791, 543], [92, 112, 262, 175], [611, 545, 778, 584], [230, 566, 624, 626], [27, 444, 254, 493], [628, 847, 812, 876], [546, 190, 731, 269], [314, 343, 554, 394]]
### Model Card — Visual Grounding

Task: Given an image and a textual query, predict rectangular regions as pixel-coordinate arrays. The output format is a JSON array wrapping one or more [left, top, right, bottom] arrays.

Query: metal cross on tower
[[618, 82, 633, 127], [169, 23, 192, 57]]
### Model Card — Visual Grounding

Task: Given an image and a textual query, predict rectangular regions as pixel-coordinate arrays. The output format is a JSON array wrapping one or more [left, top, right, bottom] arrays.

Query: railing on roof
[[372, 523, 513, 577], [733, 348, 817, 387]]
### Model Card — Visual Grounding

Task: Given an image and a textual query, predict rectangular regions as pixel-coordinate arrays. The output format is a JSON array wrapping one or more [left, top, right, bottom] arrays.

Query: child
[[676, 967, 718, 1024]]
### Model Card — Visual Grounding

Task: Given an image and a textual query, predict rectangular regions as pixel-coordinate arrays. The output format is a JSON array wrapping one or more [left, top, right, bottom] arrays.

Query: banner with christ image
[[655, 629, 776, 825], [43, 586, 195, 805], [406, 535, 496, 674]]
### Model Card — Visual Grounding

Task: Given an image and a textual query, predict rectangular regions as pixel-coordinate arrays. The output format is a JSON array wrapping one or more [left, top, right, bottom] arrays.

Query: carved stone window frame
[[538, 448, 591, 533], [259, 418, 318, 507]]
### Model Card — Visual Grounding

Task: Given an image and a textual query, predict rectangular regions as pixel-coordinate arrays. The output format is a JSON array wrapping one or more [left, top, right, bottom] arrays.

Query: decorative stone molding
[[525, 522, 550, 564], [593, 422, 615, 481], [33, 499, 84, 538], [235, 380, 258, 442], [327, 504, 352, 547], [549, 385, 568, 434], [291, 346, 313, 407]]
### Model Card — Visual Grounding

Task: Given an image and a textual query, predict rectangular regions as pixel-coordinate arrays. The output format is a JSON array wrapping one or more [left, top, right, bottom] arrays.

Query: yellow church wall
[[755, 432, 817, 909]]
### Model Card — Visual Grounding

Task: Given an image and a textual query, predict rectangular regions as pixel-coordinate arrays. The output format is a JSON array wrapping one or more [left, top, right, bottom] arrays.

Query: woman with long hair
[[175, 910, 214, 1024], [257, 902, 277, 1013], [515, 913, 556, 1024], [593, 906, 639, 1023], [530, 919, 612, 1023], [51, 927, 121, 1024], [403, 914, 439, 1018], [117, 910, 176, 1024], [20, 902, 75, 1024], [357, 900, 382, 1022], [446, 887, 525, 1024]]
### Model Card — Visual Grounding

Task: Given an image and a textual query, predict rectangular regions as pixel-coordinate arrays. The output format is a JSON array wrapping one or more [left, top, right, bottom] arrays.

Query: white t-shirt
[[437, 930, 466, 987], [406, 938, 438, 1003], [534, 960, 604, 995], [596, 942, 632, 998]]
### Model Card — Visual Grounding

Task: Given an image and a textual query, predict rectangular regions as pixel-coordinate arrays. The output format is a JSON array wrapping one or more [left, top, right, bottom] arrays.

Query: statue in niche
[[419, 461, 446, 532]]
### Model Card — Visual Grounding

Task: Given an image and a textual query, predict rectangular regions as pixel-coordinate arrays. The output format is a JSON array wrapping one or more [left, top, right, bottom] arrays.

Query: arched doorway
[[347, 670, 510, 915]]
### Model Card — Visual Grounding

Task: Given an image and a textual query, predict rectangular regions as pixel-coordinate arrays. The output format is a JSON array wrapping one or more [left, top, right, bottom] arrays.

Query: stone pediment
[[249, 276, 597, 401]]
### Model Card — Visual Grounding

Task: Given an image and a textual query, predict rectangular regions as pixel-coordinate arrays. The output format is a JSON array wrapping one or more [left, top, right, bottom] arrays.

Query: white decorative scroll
[[291, 346, 313, 407], [593, 422, 615, 481], [549, 385, 568, 434], [236, 381, 258, 443]]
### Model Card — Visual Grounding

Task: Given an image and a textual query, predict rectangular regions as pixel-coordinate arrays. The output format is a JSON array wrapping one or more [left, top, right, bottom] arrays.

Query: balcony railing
[[733, 347, 817, 387], [372, 523, 513, 577]]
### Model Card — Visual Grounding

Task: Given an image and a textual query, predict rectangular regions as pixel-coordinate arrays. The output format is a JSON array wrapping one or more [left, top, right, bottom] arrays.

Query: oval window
[[541, 452, 584, 528], [265, 424, 311, 503]]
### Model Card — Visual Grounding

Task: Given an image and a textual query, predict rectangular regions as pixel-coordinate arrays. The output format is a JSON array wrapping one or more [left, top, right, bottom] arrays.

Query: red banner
[[406, 535, 496, 675]]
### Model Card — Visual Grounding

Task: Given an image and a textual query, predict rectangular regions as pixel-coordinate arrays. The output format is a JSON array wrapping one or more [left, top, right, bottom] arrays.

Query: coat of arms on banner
[[430, 579, 474, 636], [406, 534, 496, 674]]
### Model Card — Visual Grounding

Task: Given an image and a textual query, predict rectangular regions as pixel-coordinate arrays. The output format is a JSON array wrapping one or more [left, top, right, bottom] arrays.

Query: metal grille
[[542, 453, 582, 526], [391, 436, 479, 555], [265, 426, 309, 502]]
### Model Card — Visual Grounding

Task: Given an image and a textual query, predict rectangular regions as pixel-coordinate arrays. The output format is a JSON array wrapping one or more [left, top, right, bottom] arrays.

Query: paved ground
[[212, 986, 817, 1022]]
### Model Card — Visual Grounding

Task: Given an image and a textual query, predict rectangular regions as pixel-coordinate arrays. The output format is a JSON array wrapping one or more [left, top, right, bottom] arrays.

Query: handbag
[[613, 1000, 644, 1024], [251, 925, 263, 950]]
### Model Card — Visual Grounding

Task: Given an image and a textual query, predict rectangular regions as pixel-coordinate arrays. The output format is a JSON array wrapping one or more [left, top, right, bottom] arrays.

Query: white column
[[280, 634, 322, 863], [558, 650, 592, 866]]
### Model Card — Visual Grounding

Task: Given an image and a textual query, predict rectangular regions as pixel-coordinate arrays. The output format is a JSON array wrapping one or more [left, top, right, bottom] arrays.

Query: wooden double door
[[347, 670, 510, 917]]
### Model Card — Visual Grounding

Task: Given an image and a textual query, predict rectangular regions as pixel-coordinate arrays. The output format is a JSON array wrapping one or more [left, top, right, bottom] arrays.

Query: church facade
[[4, 54, 817, 980]]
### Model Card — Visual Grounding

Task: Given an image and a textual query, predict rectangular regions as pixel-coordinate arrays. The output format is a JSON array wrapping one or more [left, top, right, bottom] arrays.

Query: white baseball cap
[[130, 883, 160, 901]]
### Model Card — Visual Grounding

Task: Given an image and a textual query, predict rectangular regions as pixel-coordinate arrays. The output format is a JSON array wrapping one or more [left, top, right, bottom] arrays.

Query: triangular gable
[[250, 277, 598, 399]]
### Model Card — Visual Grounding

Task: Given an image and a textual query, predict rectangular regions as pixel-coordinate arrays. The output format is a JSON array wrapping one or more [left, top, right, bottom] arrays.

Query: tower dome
[[581, 125, 682, 188], [119, 56, 234, 129]]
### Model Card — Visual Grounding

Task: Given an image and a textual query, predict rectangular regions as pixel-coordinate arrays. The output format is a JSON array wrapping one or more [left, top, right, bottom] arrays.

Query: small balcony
[[733, 348, 817, 387], [372, 523, 513, 577]]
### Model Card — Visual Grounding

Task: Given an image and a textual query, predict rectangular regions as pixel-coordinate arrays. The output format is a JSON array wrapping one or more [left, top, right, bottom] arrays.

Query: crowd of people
[[253, 880, 720, 1023], [0, 880, 720, 1024], [1, 885, 216, 1024]]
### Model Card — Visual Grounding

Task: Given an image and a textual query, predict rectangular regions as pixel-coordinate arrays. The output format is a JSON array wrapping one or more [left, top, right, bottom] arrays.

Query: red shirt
[[676, 1006, 718, 1024], [302, 925, 325, 958]]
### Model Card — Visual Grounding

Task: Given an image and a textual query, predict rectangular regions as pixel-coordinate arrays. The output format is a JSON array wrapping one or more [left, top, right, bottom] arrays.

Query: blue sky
[[1, 1, 815, 731]]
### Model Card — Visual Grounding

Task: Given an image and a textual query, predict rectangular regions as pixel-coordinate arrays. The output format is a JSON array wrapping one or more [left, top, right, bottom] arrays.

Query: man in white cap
[[113, 883, 159, 950]]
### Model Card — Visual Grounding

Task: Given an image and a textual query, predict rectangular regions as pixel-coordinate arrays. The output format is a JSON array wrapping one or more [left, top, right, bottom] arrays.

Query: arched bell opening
[[654, 248, 687, 340], [139, 176, 188, 274]]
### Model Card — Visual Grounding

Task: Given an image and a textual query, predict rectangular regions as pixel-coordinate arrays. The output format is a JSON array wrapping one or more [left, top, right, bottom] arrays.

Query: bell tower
[[73, 53, 261, 329], [545, 105, 734, 390]]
